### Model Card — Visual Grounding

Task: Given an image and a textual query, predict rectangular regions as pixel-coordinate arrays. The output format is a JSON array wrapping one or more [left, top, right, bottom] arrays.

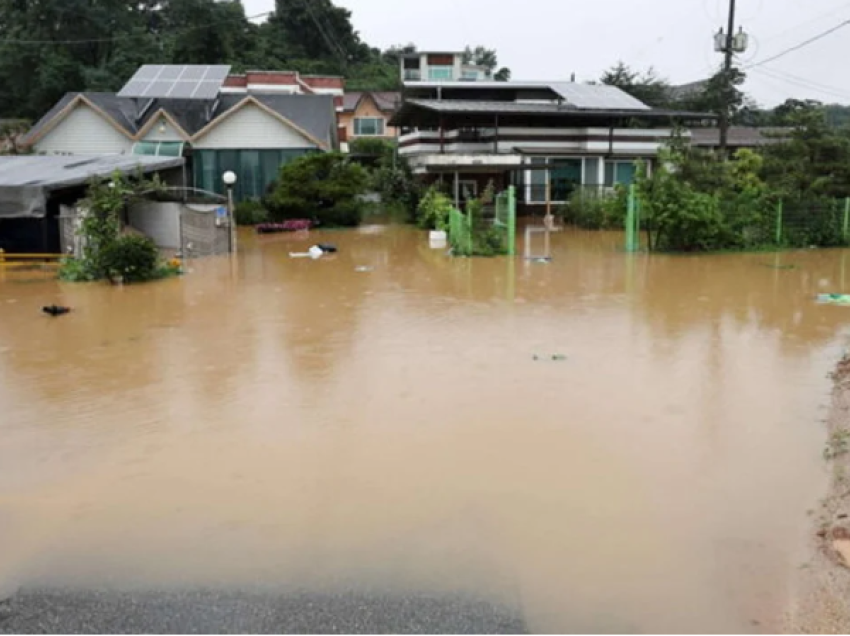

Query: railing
[[403, 69, 422, 81]]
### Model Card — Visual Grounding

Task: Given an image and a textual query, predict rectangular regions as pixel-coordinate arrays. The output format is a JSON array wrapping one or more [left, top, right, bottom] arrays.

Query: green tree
[[760, 102, 850, 199], [265, 153, 369, 227], [463, 45, 511, 81], [600, 61, 672, 108]]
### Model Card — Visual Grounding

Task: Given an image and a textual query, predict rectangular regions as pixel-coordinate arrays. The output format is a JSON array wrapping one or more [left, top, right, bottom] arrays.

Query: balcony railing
[[403, 69, 422, 81]]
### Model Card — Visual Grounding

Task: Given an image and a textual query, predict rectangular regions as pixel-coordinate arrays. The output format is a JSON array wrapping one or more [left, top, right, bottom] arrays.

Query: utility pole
[[715, 0, 748, 156], [719, 0, 736, 155]]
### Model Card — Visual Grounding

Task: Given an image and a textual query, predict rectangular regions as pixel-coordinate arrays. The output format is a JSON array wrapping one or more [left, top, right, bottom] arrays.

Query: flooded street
[[1, 226, 847, 633]]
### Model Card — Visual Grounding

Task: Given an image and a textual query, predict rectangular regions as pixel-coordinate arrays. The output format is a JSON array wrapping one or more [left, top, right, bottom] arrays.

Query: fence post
[[775, 200, 784, 246], [625, 184, 636, 252], [507, 185, 516, 257], [844, 197, 850, 243]]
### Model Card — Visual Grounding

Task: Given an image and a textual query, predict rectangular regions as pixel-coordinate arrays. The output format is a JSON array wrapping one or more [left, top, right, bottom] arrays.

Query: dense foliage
[[561, 187, 629, 230], [59, 172, 179, 283], [0, 0, 512, 119], [635, 125, 850, 252], [264, 152, 368, 227], [416, 187, 453, 231], [99, 234, 161, 283], [233, 199, 269, 226]]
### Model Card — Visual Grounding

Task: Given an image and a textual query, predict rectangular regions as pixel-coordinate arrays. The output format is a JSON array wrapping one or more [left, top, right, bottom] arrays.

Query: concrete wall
[[128, 201, 181, 249], [193, 103, 318, 150], [35, 104, 132, 155]]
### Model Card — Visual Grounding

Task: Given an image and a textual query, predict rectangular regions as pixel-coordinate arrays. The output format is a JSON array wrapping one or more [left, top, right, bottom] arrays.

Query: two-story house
[[390, 53, 713, 213]]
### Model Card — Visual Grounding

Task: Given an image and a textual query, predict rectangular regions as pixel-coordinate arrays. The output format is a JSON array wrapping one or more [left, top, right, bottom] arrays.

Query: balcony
[[403, 69, 422, 81]]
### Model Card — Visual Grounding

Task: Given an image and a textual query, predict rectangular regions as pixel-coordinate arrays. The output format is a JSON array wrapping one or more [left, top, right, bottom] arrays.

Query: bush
[[234, 199, 269, 226], [264, 153, 368, 227], [561, 187, 627, 229], [99, 234, 159, 283], [416, 187, 453, 230]]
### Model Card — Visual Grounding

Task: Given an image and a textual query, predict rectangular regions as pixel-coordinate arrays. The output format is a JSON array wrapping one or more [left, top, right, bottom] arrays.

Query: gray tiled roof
[[342, 91, 400, 112], [404, 99, 702, 116], [24, 92, 337, 147]]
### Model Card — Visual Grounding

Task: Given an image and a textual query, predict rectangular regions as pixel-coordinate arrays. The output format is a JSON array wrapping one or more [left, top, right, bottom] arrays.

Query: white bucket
[[429, 230, 447, 249]]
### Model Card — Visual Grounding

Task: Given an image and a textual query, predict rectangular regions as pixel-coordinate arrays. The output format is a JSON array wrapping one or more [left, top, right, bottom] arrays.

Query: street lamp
[[222, 170, 237, 254]]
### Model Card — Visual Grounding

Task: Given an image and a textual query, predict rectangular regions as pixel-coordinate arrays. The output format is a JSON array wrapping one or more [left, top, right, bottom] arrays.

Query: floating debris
[[533, 354, 567, 361], [817, 294, 850, 306]]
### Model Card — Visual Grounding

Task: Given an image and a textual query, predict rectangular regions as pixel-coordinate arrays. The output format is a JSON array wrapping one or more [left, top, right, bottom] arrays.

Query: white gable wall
[[193, 103, 318, 150], [141, 114, 185, 142], [34, 103, 132, 155]]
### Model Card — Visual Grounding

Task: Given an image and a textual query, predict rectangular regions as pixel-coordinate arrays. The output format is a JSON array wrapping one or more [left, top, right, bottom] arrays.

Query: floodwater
[[1, 226, 848, 633]]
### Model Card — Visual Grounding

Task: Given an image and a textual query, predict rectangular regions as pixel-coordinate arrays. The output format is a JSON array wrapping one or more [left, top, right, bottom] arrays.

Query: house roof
[[23, 92, 337, 148], [342, 91, 401, 112], [668, 80, 709, 101], [0, 155, 185, 219], [688, 127, 790, 147], [390, 98, 713, 126]]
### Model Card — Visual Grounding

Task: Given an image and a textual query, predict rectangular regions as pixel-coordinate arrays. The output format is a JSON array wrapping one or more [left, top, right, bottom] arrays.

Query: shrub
[[561, 187, 627, 230], [264, 153, 369, 227], [416, 187, 453, 230], [99, 234, 159, 283], [234, 199, 269, 226]]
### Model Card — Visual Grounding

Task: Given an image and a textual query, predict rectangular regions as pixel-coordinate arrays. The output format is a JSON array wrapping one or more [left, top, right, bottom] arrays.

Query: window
[[528, 158, 547, 203], [604, 161, 637, 186], [353, 117, 385, 137], [132, 141, 184, 157], [428, 66, 454, 81], [461, 69, 480, 81]]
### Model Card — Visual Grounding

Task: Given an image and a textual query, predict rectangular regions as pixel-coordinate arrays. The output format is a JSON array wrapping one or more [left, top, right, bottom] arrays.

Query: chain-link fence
[[179, 204, 231, 258], [623, 187, 850, 252]]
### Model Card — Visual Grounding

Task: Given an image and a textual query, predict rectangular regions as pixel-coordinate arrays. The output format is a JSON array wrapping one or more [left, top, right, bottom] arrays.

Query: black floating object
[[315, 243, 338, 253], [42, 305, 71, 316]]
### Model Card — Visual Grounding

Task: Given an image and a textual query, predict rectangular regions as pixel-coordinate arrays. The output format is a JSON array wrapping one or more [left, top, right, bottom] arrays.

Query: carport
[[0, 155, 185, 253]]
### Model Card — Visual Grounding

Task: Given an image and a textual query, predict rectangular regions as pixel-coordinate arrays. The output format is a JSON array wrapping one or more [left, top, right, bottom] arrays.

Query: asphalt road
[[0, 587, 527, 634]]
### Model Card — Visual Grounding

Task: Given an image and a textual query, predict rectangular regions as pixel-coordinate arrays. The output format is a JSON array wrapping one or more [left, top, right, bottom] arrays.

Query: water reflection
[[0, 226, 846, 633]]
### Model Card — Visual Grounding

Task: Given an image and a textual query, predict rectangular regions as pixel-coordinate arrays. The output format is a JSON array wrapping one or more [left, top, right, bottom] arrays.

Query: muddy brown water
[[1, 226, 848, 632]]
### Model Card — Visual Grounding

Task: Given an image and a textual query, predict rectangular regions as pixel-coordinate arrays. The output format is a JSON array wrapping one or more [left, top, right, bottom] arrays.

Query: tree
[[463, 45, 511, 81], [677, 65, 747, 122], [265, 153, 369, 227], [600, 61, 672, 108], [760, 102, 850, 199], [262, 0, 370, 72]]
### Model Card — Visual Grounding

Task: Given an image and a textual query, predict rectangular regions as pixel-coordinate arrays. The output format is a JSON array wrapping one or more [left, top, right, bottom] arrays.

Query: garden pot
[[429, 230, 447, 249]]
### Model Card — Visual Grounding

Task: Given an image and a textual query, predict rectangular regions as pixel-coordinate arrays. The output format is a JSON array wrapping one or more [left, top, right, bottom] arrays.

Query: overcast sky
[[242, 0, 850, 107]]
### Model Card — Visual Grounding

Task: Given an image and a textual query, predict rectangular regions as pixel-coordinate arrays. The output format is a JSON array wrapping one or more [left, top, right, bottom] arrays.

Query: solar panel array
[[550, 83, 650, 110], [118, 65, 232, 100]]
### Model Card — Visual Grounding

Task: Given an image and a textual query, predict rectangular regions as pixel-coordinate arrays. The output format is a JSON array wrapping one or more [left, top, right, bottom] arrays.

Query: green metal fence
[[624, 188, 850, 252], [493, 185, 517, 257], [448, 186, 517, 257], [448, 206, 473, 256]]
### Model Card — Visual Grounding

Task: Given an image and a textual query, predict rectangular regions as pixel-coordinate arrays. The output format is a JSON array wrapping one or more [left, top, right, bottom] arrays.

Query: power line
[[751, 66, 850, 101], [0, 11, 272, 45], [759, 0, 850, 44], [755, 66, 850, 98], [746, 19, 850, 68]]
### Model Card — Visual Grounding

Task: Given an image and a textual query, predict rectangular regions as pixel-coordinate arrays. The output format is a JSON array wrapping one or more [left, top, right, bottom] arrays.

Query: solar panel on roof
[[117, 65, 232, 100], [551, 83, 649, 110]]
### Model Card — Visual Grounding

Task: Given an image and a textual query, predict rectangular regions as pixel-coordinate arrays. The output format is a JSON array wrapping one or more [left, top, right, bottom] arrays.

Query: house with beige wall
[[338, 92, 400, 147]]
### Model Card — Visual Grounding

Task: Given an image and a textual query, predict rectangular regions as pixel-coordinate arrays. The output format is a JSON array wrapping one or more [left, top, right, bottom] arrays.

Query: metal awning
[[0, 155, 185, 219]]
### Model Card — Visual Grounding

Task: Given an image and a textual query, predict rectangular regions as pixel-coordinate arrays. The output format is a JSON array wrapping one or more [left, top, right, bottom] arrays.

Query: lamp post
[[222, 170, 237, 254]]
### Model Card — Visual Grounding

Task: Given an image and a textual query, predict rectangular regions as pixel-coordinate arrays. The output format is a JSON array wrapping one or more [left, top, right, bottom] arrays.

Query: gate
[[179, 204, 231, 258]]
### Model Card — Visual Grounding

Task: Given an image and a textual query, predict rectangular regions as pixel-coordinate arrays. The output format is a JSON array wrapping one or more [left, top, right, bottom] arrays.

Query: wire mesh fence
[[448, 187, 516, 257]]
